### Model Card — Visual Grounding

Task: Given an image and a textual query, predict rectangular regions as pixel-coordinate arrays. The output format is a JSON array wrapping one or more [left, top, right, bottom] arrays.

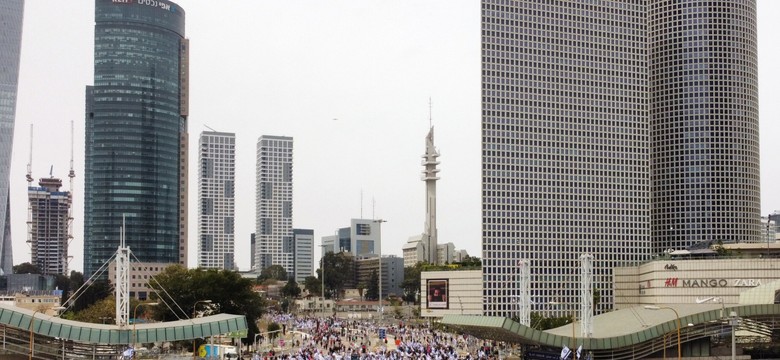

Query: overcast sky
[[10, 1, 780, 273]]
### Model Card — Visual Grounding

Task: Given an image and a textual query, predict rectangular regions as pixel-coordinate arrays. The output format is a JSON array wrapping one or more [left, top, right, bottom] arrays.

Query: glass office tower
[[650, 0, 761, 253], [0, 0, 24, 275], [84, 0, 188, 277]]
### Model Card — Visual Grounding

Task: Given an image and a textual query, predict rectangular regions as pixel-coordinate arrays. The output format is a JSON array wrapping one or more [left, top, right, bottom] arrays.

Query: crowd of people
[[251, 313, 508, 360]]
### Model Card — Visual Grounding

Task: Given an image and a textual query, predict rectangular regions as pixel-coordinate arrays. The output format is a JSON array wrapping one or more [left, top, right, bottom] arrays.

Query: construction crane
[[25, 125, 33, 247], [66, 121, 75, 274]]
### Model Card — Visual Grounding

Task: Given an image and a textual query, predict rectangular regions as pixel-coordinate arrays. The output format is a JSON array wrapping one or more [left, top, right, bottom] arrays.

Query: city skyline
[[8, 1, 780, 273]]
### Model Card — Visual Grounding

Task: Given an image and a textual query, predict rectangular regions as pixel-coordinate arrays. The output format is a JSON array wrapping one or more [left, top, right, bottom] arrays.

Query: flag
[[561, 345, 571, 360], [576, 345, 582, 359]]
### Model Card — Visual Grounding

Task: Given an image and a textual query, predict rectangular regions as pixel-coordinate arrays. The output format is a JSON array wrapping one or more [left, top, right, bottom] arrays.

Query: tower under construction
[[28, 176, 71, 275]]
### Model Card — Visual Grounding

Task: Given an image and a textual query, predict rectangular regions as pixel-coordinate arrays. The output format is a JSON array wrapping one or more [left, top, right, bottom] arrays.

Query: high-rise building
[[354, 254, 404, 299], [84, 0, 188, 278], [481, 0, 650, 317], [198, 131, 235, 270], [0, 0, 24, 275], [28, 177, 70, 275], [650, 0, 760, 253], [322, 219, 381, 257], [250, 233, 256, 270], [292, 228, 313, 283], [255, 135, 294, 274]]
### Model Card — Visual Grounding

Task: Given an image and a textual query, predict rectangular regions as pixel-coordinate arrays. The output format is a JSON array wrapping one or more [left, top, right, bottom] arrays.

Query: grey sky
[[10, 1, 780, 273]]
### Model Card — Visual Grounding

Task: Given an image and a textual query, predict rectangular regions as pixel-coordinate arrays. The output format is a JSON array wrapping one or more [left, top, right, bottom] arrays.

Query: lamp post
[[373, 219, 386, 319], [132, 302, 158, 349], [29, 306, 66, 360], [728, 311, 740, 360], [320, 242, 329, 316], [29, 309, 41, 360], [192, 300, 212, 359], [645, 306, 681, 360], [254, 333, 263, 353]]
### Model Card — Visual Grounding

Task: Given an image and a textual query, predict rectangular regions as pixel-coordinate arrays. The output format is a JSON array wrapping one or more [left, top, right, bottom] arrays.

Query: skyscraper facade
[[84, 0, 188, 277], [198, 131, 235, 270], [292, 228, 313, 283], [481, 0, 650, 317], [650, 0, 760, 253], [255, 135, 294, 273], [28, 177, 70, 275], [0, 0, 24, 275]]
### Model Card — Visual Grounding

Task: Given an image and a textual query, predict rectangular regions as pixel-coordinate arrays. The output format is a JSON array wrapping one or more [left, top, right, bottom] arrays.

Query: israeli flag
[[560, 345, 571, 360], [576, 345, 582, 359]]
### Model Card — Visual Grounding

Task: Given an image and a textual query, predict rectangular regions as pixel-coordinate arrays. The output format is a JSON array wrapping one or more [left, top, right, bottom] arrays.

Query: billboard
[[426, 279, 449, 309]]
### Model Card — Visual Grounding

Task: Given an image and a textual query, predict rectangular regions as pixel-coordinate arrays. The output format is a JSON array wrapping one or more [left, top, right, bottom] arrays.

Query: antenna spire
[[428, 97, 433, 129]]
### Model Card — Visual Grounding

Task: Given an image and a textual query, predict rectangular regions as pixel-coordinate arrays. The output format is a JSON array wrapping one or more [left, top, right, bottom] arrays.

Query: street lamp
[[132, 302, 158, 349], [30, 306, 66, 360], [192, 300, 212, 360], [254, 333, 263, 353], [645, 305, 681, 360], [373, 219, 386, 319], [319, 242, 330, 316], [29, 309, 41, 360], [728, 311, 740, 360]]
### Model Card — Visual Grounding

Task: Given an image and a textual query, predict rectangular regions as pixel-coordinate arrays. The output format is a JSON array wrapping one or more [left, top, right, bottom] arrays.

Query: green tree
[[62, 271, 112, 313], [592, 288, 601, 315], [13, 262, 40, 274], [454, 256, 481, 267], [281, 278, 301, 298], [356, 283, 366, 300], [258, 265, 288, 283], [303, 276, 321, 296], [320, 251, 355, 299], [67, 296, 142, 324], [365, 270, 379, 300], [148, 265, 265, 345], [402, 262, 424, 304], [267, 322, 281, 340]]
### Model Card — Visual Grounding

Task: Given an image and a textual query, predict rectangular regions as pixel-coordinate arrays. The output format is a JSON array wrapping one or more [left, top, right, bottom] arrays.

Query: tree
[[454, 256, 481, 267], [267, 322, 281, 340], [148, 265, 265, 344], [68, 296, 141, 324], [13, 262, 40, 274], [258, 265, 288, 283], [303, 276, 321, 296], [281, 278, 301, 298], [356, 283, 366, 300], [365, 270, 379, 300], [402, 262, 424, 304], [320, 251, 355, 299], [63, 271, 112, 313]]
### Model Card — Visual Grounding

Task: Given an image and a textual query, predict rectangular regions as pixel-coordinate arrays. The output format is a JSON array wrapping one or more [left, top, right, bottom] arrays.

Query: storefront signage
[[664, 278, 762, 288], [664, 264, 678, 271]]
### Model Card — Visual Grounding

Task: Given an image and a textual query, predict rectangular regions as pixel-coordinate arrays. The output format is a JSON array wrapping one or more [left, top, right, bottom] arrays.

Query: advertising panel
[[426, 279, 449, 309]]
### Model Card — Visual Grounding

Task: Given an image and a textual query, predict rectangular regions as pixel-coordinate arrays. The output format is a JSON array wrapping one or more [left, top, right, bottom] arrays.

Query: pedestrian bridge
[[442, 304, 780, 360], [0, 303, 247, 359]]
